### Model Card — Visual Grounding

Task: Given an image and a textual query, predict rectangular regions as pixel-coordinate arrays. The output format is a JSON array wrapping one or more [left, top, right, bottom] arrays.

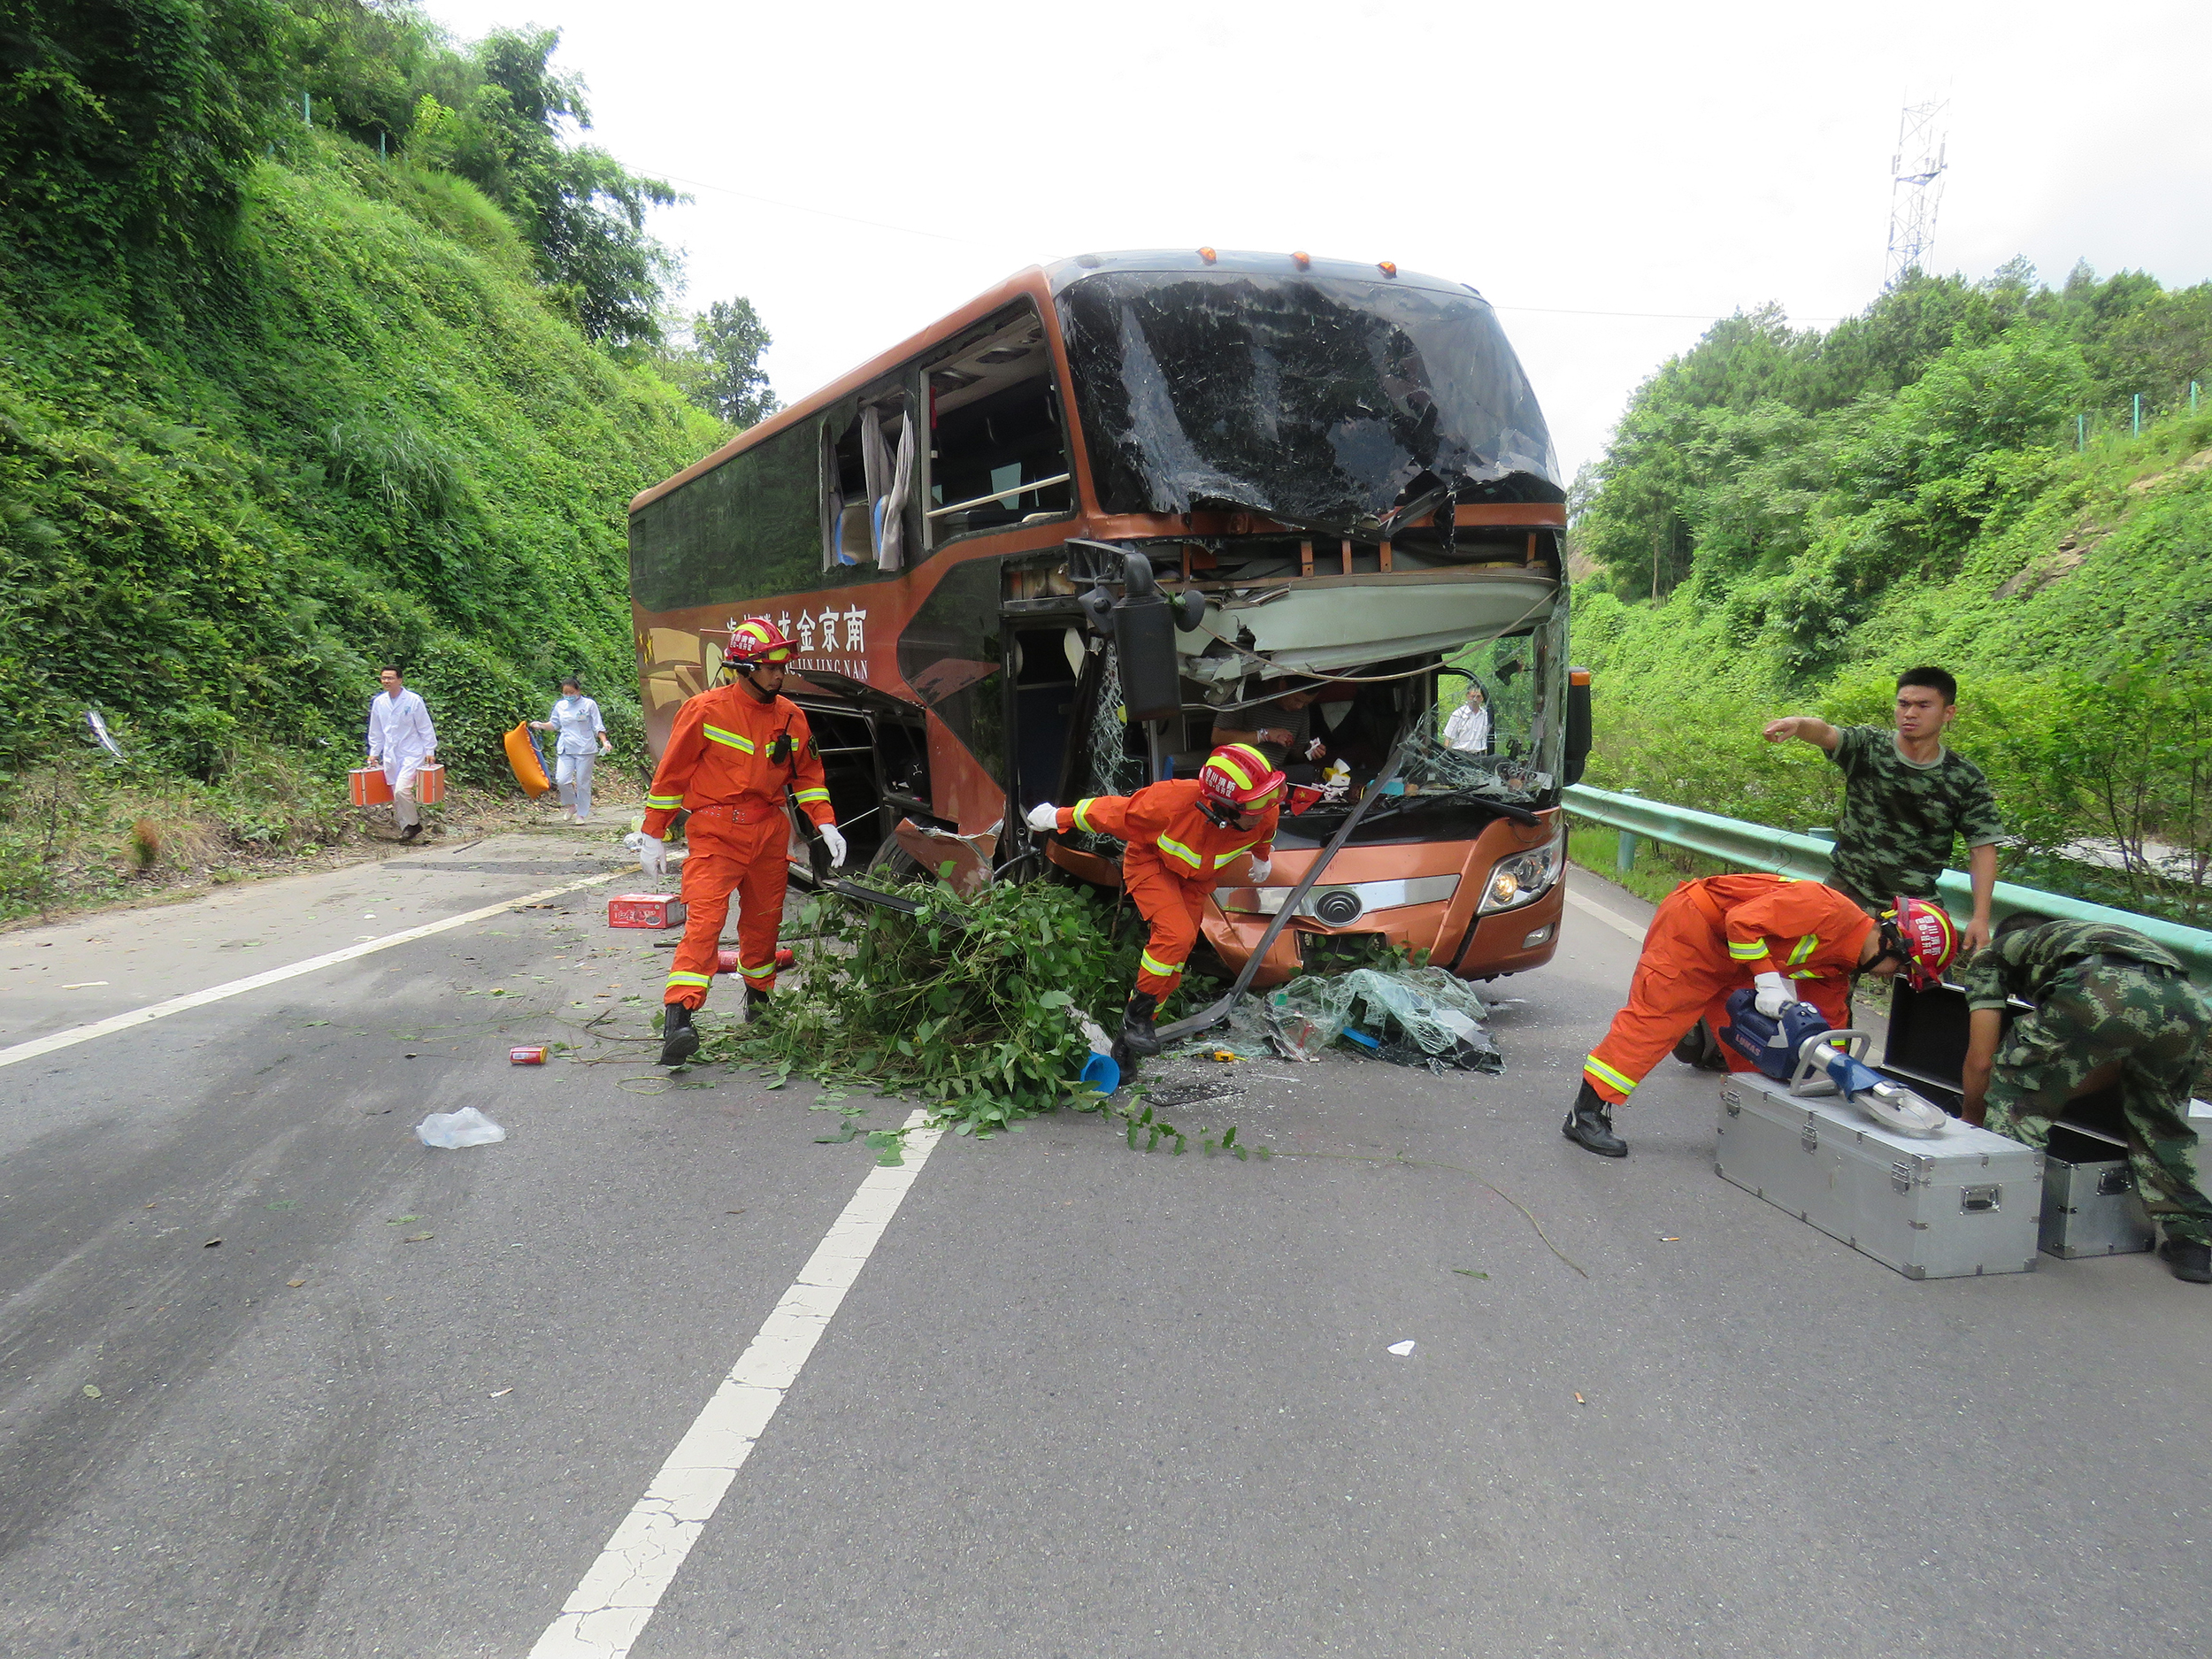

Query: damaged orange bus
[[627, 249, 1588, 987]]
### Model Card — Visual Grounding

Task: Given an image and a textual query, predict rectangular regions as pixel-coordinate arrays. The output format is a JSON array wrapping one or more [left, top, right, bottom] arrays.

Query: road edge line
[[1563, 884, 1650, 943], [0, 870, 625, 1071], [528, 1109, 945, 1659]]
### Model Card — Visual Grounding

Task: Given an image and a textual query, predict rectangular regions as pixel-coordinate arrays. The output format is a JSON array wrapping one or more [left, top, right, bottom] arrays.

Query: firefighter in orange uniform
[[1026, 742, 1285, 1058], [638, 619, 847, 1066], [1564, 875, 1958, 1156]]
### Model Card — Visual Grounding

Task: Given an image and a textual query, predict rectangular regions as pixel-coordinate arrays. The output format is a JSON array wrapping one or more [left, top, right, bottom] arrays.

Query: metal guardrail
[[1563, 783, 2212, 986]]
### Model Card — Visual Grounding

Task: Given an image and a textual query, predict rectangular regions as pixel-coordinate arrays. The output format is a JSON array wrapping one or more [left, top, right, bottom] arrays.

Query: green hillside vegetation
[[1, 3, 742, 916], [1567, 263, 2212, 922]]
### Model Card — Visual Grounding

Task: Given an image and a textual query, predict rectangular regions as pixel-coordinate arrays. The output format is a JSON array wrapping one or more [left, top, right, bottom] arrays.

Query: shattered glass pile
[[1194, 967, 1502, 1074]]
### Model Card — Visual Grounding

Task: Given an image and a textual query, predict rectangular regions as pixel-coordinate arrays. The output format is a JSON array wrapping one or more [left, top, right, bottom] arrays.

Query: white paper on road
[[528, 1110, 944, 1659]]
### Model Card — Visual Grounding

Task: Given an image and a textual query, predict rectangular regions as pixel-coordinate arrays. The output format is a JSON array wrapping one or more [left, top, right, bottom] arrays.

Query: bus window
[[631, 419, 821, 612], [926, 310, 1072, 549], [824, 395, 918, 572]]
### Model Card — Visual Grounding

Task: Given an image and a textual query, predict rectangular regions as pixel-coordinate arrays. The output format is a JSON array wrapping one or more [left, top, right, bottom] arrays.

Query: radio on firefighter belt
[[1719, 987, 1950, 1139]]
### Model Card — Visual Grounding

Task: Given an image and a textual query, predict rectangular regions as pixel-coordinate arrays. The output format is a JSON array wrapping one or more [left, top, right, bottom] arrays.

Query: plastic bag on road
[[1263, 967, 1502, 1073], [417, 1107, 507, 1148]]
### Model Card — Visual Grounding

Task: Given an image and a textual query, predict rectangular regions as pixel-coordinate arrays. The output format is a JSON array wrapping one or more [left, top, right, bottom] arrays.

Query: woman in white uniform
[[532, 676, 612, 822]]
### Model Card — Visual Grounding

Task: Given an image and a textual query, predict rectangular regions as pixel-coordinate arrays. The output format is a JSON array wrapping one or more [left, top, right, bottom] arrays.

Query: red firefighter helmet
[[1198, 742, 1286, 818], [1881, 895, 1959, 990], [724, 618, 795, 669]]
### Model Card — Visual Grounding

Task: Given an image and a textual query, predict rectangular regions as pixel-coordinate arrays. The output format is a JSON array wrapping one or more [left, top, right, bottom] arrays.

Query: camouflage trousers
[[1983, 962, 2212, 1246]]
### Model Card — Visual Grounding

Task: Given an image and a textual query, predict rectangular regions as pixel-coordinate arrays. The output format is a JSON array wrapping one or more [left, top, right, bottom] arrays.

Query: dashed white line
[[0, 869, 625, 1071], [528, 1109, 944, 1659]]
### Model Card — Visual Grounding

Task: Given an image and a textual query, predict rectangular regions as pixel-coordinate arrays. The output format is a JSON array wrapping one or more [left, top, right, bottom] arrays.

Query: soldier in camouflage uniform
[[1960, 915, 2212, 1283], [1764, 665, 2004, 954]]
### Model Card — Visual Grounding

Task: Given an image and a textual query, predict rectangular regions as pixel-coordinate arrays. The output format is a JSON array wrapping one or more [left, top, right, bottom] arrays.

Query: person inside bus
[[1025, 744, 1285, 1061], [1442, 680, 1492, 755], [1212, 682, 1330, 780]]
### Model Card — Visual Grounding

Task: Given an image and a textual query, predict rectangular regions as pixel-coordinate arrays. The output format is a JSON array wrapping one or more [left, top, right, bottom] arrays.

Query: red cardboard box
[[349, 766, 393, 806], [609, 894, 687, 929]]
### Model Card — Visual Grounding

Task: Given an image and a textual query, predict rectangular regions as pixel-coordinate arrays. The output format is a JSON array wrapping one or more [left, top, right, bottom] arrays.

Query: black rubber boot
[[744, 986, 771, 1024], [399, 822, 421, 842], [658, 1002, 700, 1068], [1118, 992, 1163, 1059], [2160, 1237, 2211, 1284], [1562, 1079, 1628, 1157], [1671, 1018, 1729, 1073]]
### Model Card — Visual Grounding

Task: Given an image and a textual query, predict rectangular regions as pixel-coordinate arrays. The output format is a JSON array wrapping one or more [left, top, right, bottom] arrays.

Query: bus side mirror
[[1112, 553, 1181, 724], [1565, 666, 1593, 787]]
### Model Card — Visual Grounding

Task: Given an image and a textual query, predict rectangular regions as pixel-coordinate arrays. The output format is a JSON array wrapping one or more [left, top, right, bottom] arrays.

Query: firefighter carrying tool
[[639, 619, 847, 1066], [1565, 876, 1957, 1157], [1026, 743, 1285, 1061]]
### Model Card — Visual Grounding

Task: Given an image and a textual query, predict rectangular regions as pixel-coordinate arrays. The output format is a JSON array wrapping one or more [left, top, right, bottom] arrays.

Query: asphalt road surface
[[3, 833, 2206, 1657]]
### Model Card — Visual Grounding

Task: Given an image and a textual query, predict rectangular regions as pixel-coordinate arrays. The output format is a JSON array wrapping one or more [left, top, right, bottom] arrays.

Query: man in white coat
[[365, 665, 439, 842]]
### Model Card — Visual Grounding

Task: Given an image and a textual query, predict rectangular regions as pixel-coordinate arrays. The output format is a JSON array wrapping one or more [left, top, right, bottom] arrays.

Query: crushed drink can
[[509, 1045, 547, 1065]]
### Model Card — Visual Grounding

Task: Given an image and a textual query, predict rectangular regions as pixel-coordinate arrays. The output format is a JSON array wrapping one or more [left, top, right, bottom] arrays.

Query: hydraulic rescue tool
[[1719, 987, 1950, 1138]]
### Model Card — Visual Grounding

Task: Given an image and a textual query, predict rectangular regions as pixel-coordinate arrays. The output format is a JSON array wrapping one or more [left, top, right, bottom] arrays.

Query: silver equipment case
[[2038, 1123, 2155, 1258], [1715, 1041, 2042, 1280]]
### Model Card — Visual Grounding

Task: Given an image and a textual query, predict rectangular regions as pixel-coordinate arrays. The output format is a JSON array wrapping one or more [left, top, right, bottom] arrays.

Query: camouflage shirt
[[1824, 726, 2004, 911], [1958, 919, 2187, 1010]]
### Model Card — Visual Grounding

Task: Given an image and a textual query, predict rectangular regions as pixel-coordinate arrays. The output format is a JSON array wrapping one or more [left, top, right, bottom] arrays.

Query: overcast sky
[[424, 0, 2211, 481]]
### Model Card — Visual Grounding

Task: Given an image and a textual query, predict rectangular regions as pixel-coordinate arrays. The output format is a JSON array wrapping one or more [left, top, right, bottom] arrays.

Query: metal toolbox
[[2038, 1123, 2154, 1258], [1715, 1071, 2042, 1280]]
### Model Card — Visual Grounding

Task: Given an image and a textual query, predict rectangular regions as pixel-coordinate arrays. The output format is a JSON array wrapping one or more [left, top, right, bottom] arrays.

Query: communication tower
[[1884, 101, 1947, 289]]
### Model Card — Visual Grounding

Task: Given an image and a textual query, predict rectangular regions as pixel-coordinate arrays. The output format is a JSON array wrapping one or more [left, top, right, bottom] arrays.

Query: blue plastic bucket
[[1075, 1050, 1121, 1095]]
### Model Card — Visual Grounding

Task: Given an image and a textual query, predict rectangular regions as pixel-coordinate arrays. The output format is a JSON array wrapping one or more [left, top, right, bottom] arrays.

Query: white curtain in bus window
[[861, 408, 914, 571]]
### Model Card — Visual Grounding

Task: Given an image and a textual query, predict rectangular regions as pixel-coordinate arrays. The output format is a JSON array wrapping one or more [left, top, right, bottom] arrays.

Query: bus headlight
[[1477, 824, 1564, 914]]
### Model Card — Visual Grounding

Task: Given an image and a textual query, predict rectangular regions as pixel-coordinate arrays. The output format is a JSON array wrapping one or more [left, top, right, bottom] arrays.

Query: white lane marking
[[530, 1110, 944, 1659], [0, 870, 624, 1071], [1564, 885, 1650, 944]]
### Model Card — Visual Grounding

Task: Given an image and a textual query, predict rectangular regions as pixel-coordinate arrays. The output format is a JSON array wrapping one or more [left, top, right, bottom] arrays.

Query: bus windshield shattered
[[1056, 266, 1559, 533]]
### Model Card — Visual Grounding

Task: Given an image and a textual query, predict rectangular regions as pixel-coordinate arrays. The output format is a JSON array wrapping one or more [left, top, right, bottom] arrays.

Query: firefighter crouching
[[1566, 875, 1958, 1157], [636, 619, 847, 1067], [1026, 743, 1285, 1060]]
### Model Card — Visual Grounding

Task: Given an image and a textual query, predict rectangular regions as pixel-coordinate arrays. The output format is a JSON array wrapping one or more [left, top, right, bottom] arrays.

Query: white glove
[[630, 832, 667, 884], [1248, 859, 1272, 882], [1753, 971, 1799, 1018], [818, 824, 848, 868], [1025, 803, 1061, 832]]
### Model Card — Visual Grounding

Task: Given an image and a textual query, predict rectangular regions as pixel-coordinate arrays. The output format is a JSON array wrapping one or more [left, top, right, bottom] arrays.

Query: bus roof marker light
[[1198, 247, 1217, 263], [1291, 251, 1312, 269], [1378, 260, 1398, 277]]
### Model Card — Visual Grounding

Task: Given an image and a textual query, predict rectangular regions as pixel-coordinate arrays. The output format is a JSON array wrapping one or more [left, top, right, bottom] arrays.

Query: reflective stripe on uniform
[[1786, 934, 1820, 967], [646, 794, 681, 809], [1141, 949, 1185, 979], [793, 787, 829, 805], [737, 959, 777, 982], [1726, 939, 1768, 961], [1156, 835, 1202, 871], [665, 971, 713, 990], [703, 724, 756, 754], [1071, 799, 1099, 832], [1584, 1056, 1638, 1095]]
